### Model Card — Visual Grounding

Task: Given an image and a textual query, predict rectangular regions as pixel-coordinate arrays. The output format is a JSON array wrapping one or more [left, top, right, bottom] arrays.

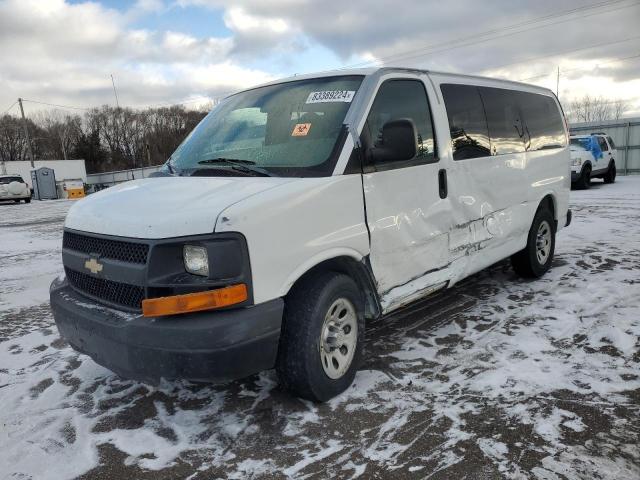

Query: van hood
[[65, 176, 295, 239]]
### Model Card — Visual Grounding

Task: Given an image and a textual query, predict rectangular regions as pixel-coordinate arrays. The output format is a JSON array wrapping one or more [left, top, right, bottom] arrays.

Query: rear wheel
[[603, 162, 616, 184], [24, 198, 31, 203], [276, 272, 365, 402], [511, 206, 556, 278], [576, 165, 591, 190]]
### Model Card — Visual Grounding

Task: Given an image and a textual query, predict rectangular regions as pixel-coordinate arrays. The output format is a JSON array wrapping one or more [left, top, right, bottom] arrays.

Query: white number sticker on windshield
[[306, 90, 355, 104]]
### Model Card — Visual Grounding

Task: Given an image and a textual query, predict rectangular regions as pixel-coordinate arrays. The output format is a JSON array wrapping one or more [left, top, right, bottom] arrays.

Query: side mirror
[[369, 119, 417, 164]]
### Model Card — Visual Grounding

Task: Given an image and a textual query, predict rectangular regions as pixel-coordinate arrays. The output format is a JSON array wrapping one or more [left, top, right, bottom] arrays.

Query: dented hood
[[64, 176, 294, 239]]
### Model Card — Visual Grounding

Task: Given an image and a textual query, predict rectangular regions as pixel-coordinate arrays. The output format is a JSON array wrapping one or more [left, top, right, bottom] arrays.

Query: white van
[[50, 68, 571, 401]]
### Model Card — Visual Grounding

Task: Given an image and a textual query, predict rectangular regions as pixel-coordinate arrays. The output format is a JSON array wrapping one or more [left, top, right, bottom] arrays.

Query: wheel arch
[[284, 255, 381, 320], [539, 193, 558, 230]]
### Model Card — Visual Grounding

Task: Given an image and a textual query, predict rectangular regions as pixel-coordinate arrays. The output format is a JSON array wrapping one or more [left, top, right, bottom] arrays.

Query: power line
[[21, 99, 90, 110], [517, 52, 640, 82], [336, 0, 640, 70], [362, 2, 640, 68], [487, 35, 640, 72], [348, 0, 634, 68], [2, 100, 17, 115]]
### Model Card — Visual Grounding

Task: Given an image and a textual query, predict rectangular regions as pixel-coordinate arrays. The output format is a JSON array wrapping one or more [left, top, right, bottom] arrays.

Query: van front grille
[[63, 231, 149, 264], [65, 267, 145, 310]]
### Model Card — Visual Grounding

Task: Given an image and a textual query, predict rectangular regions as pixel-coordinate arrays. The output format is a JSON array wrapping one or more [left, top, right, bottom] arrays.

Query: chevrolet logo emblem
[[84, 258, 103, 274]]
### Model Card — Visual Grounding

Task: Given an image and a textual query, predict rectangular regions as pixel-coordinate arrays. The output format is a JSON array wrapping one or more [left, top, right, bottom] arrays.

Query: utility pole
[[111, 74, 120, 109], [556, 66, 560, 98], [18, 98, 35, 168]]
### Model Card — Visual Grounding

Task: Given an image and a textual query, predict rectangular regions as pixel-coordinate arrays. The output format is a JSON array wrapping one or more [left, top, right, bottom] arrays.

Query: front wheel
[[576, 165, 591, 190], [603, 162, 616, 184], [276, 272, 365, 402], [511, 207, 556, 278]]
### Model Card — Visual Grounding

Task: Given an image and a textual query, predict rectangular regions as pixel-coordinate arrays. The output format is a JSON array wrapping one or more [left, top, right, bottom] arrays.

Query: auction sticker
[[306, 90, 355, 104], [292, 123, 312, 136]]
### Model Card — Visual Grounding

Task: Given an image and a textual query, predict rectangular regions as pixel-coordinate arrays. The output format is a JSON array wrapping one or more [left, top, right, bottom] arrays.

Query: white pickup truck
[[0, 175, 31, 203], [570, 133, 617, 189]]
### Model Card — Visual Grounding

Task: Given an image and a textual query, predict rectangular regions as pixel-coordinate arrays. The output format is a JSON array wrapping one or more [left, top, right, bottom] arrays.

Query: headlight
[[183, 245, 209, 276], [571, 158, 583, 167]]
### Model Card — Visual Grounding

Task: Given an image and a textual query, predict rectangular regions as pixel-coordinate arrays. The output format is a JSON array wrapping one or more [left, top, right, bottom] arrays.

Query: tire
[[24, 198, 31, 203], [576, 165, 591, 189], [14, 199, 20, 203], [603, 162, 616, 184], [511, 206, 556, 278], [276, 271, 365, 402]]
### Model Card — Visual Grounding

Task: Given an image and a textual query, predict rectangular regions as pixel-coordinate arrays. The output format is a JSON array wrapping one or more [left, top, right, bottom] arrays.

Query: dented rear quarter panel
[[371, 72, 571, 310]]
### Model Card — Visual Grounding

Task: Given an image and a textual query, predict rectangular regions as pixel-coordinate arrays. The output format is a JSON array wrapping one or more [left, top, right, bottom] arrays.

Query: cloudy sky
[[1, 0, 639, 116]]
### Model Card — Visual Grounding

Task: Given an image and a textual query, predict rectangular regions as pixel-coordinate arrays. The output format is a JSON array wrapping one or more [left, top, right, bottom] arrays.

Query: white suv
[[570, 133, 617, 189], [0, 175, 31, 203]]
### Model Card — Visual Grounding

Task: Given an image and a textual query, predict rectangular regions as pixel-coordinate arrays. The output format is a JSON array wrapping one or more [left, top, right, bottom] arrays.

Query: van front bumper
[[50, 277, 284, 383]]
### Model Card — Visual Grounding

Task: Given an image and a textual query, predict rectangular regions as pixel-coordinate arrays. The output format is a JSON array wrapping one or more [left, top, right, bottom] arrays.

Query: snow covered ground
[[0, 177, 639, 480]]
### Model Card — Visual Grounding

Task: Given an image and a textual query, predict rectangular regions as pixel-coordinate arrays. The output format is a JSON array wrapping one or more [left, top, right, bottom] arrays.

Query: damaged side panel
[[363, 162, 454, 312]]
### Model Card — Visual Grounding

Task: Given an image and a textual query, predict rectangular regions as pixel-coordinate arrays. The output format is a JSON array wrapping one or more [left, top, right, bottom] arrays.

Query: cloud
[[0, 0, 273, 113], [0, 0, 638, 115], [182, 0, 640, 99]]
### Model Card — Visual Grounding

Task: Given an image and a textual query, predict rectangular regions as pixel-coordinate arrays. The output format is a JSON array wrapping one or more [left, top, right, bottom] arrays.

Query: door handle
[[438, 169, 447, 199]]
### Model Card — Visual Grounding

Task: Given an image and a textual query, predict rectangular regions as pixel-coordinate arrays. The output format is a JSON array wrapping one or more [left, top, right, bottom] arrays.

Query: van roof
[[233, 66, 555, 98]]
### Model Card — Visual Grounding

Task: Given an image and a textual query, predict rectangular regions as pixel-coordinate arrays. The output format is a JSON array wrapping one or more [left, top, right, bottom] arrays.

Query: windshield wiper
[[197, 158, 275, 177]]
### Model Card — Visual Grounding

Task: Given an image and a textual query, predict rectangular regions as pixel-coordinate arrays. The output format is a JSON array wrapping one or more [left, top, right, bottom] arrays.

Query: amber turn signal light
[[142, 284, 248, 317]]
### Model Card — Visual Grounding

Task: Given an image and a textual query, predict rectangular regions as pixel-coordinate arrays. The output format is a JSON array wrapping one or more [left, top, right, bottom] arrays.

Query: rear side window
[[364, 79, 436, 168], [479, 87, 526, 155], [441, 84, 490, 160], [514, 92, 566, 151]]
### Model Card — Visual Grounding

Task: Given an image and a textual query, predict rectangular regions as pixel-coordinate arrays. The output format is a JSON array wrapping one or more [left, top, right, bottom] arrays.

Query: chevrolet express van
[[50, 68, 571, 401]]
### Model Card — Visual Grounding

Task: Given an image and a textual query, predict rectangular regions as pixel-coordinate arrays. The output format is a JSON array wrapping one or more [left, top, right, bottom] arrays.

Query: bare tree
[[33, 110, 82, 160], [0, 104, 207, 173], [0, 114, 28, 162], [568, 95, 630, 123]]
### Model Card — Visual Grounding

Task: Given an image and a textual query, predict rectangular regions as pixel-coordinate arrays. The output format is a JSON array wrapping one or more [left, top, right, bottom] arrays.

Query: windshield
[[570, 138, 589, 150], [168, 75, 363, 177]]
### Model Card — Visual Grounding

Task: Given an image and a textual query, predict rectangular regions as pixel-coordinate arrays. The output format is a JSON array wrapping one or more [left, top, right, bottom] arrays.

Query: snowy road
[[1, 177, 639, 480]]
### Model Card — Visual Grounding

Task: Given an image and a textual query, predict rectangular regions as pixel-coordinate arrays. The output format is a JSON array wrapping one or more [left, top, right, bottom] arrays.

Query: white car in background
[[570, 133, 617, 189], [0, 175, 31, 203]]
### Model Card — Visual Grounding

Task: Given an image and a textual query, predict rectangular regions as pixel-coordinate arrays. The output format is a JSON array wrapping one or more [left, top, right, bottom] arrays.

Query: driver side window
[[363, 79, 436, 170]]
